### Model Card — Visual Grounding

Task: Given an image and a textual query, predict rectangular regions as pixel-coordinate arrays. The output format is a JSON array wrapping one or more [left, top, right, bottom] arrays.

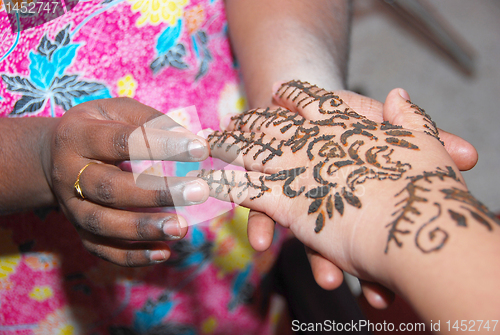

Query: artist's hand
[[243, 82, 477, 308], [201, 81, 473, 290], [41, 98, 210, 266]]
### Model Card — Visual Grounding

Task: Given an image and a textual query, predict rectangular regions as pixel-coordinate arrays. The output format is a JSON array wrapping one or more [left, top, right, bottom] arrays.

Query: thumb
[[384, 88, 478, 171], [383, 88, 440, 141]]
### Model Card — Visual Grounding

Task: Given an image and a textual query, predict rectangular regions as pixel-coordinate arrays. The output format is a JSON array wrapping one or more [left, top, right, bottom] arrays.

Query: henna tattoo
[[285, 125, 320, 152], [408, 100, 445, 145], [208, 130, 285, 165], [198, 169, 270, 201], [230, 107, 306, 133], [448, 209, 467, 227], [385, 137, 419, 150], [205, 80, 432, 234], [415, 202, 448, 253], [385, 130, 413, 137], [380, 121, 403, 130], [440, 187, 500, 224], [202, 81, 494, 257], [306, 135, 339, 160], [280, 81, 342, 111], [386, 167, 458, 253], [386, 166, 500, 253], [340, 121, 378, 145], [266, 167, 307, 198]]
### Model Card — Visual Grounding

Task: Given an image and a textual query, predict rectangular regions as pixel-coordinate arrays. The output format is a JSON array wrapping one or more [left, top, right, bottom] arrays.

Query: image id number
[[446, 320, 498, 332]]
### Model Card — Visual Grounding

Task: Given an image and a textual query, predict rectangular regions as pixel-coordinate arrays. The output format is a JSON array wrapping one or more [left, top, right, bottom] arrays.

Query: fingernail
[[150, 249, 168, 262], [188, 139, 207, 159], [177, 215, 188, 228], [197, 128, 214, 139], [170, 126, 188, 133], [220, 114, 237, 130], [163, 219, 181, 238], [183, 181, 205, 203], [398, 88, 410, 101], [272, 81, 287, 94]]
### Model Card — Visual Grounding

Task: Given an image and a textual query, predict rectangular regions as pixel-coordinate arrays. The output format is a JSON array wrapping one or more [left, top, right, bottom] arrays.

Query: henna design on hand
[[200, 170, 270, 201], [202, 81, 421, 234], [386, 166, 500, 253], [408, 100, 444, 145], [201, 80, 493, 256], [200, 80, 495, 256], [208, 130, 285, 165]]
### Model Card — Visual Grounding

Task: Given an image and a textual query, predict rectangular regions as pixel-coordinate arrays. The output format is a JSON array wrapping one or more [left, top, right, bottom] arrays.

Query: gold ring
[[74, 162, 97, 199]]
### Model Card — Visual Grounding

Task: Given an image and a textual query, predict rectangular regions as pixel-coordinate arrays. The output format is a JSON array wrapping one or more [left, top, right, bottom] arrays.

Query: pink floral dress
[[0, 0, 285, 333]]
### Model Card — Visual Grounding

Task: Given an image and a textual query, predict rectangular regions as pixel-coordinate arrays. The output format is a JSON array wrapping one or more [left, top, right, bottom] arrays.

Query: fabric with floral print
[[0, 1, 285, 334]]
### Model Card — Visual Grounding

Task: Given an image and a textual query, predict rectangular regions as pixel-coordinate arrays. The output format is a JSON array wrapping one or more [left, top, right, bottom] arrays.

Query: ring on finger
[[75, 162, 98, 199]]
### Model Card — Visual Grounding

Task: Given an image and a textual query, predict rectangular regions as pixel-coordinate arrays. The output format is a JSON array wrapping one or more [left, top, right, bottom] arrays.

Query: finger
[[75, 162, 209, 208], [65, 199, 188, 241], [197, 169, 292, 226], [77, 120, 208, 162], [207, 130, 295, 173], [305, 246, 344, 290], [383, 88, 441, 139], [271, 80, 364, 121], [247, 209, 275, 251], [360, 280, 395, 309], [384, 88, 478, 171], [81, 235, 172, 267], [438, 129, 478, 171], [271, 81, 385, 123], [334, 90, 384, 122], [223, 107, 306, 137], [78, 97, 185, 130]]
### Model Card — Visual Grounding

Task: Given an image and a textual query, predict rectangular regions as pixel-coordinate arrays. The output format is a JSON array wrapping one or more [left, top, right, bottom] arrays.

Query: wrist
[[343, 165, 468, 286], [368, 171, 469, 288]]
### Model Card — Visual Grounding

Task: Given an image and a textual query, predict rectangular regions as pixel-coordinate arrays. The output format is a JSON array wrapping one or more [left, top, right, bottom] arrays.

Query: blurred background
[[349, 0, 500, 213]]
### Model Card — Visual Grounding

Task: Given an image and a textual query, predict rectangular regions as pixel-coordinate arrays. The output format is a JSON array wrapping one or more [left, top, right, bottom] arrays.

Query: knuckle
[[153, 188, 173, 207], [84, 242, 106, 261], [135, 217, 147, 240], [96, 172, 117, 205], [82, 210, 104, 235], [135, 216, 161, 240], [95, 100, 112, 120], [50, 162, 65, 185], [53, 123, 74, 151], [112, 130, 129, 159], [124, 250, 139, 267]]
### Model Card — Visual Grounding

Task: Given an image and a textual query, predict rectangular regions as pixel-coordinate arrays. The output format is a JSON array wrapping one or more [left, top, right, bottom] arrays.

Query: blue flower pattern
[[150, 19, 188, 74], [150, 14, 213, 80], [1, 24, 108, 117]]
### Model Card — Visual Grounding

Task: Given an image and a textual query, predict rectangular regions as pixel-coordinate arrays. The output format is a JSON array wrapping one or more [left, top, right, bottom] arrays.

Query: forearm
[[0, 118, 58, 213], [225, 0, 352, 107]]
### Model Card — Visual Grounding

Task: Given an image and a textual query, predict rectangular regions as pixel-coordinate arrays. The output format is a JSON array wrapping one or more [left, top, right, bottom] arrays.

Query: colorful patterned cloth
[[0, 1, 285, 333]]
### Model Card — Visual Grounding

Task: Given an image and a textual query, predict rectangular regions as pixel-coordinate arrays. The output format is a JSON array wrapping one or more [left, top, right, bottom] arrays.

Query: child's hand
[[246, 84, 478, 309], [41, 98, 210, 266], [199, 81, 469, 284]]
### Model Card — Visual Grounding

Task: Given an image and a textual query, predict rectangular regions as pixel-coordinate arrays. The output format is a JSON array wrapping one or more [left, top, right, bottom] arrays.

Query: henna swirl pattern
[[202, 81, 423, 233]]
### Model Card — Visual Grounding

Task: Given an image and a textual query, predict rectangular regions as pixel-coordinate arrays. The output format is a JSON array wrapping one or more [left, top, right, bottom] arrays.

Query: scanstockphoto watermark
[[128, 105, 368, 225], [291, 319, 426, 332]]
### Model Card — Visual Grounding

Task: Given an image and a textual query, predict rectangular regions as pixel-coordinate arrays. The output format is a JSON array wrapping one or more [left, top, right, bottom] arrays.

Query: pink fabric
[[0, 1, 285, 333]]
